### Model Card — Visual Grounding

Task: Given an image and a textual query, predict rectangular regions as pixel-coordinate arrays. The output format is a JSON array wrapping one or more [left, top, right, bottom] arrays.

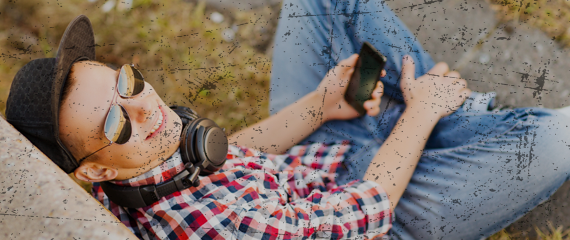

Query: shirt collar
[[111, 149, 185, 187]]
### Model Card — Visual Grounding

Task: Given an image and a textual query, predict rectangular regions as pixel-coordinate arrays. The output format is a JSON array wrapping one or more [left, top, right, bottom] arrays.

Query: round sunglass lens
[[118, 65, 145, 97], [104, 104, 132, 144]]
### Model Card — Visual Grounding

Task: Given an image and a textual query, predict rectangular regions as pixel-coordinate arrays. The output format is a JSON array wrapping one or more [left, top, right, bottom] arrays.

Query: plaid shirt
[[92, 142, 392, 239]]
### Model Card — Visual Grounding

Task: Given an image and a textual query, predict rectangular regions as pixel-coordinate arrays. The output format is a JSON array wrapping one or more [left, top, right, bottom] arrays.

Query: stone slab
[[386, 0, 497, 70], [462, 23, 570, 109], [0, 118, 136, 239]]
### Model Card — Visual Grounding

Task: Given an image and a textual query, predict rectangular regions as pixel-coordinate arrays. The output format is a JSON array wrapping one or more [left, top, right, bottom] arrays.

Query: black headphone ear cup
[[195, 120, 228, 175], [180, 118, 203, 165], [179, 116, 228, 175]]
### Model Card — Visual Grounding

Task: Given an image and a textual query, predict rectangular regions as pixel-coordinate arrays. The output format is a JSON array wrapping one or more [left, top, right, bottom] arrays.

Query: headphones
[[101, 106, 228, 208]]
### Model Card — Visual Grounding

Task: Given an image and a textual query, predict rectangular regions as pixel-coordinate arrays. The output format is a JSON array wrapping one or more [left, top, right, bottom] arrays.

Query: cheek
[[143, 82, 156, 96], [161, 115, 182, 144], [157, 111, 182, 147]]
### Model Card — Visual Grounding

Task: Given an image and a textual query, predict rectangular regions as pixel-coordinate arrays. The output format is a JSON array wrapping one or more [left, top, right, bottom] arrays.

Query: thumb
[[400, 55, 416, 84], [339, 53, 359, 66], [337, 54, 359, 74]]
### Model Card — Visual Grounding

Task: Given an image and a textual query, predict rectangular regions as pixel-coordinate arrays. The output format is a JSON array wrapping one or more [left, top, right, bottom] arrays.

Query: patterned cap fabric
[[5, 15, 96, 173]]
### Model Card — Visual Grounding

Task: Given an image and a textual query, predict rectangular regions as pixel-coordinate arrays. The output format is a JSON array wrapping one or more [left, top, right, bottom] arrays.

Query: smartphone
[[344, 42, 387, 115]]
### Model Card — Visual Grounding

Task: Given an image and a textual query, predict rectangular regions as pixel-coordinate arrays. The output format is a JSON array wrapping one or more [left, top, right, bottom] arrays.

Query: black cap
[[5, 15, 96, 173]]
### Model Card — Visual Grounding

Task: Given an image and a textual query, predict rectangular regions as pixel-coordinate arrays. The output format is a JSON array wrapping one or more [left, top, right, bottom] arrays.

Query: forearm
[[363, 107, 439, 211], [228, 92, 325, 154]]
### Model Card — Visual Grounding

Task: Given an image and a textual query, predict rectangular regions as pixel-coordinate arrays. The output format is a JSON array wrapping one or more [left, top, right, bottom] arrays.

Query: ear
[[74, 162, 119, 182]]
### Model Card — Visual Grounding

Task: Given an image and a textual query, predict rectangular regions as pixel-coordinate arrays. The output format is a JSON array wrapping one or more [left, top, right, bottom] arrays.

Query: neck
[[112, 147, 181, 181], [111, 149, 184, 187]]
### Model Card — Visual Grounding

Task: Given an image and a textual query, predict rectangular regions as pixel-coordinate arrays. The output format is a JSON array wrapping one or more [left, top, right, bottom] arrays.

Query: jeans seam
[[422, 114, 536, 155]]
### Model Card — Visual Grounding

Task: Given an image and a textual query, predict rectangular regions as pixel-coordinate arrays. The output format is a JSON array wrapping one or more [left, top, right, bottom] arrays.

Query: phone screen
[[345, 42, 387, 115]]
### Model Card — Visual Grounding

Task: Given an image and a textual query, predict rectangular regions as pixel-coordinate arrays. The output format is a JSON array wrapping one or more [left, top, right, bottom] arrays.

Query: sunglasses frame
[[77, 64, 146, 163]]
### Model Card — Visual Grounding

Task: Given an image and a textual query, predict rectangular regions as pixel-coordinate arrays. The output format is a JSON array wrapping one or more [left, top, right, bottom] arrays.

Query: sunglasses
[[78, 64, 146, 163]]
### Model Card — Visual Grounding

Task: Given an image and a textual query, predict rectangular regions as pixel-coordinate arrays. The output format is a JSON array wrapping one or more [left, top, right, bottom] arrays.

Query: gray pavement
[[201, 0, 570, 237]]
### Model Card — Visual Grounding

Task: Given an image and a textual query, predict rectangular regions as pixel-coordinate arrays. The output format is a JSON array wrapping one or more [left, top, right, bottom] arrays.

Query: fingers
[[381, 69, 387, 78], [333, 54, 359, 78], [444, 71, 460, 79], [372, 81, 384, 98], [364, 98, 381, 116], [400, 55, 416, 84], [338, 54, 359, 69], [460, 87, 471, 96], [364, 81, 384, 116], [428, 62, 450, 76], [452, 78, 468, 88]]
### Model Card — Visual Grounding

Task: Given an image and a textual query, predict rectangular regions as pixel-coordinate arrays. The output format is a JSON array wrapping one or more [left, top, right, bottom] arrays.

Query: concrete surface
[[0, 118, 136, 239]]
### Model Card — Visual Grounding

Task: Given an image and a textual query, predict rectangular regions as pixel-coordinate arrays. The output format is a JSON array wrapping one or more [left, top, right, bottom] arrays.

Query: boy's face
[[59, 61, 182, 179]]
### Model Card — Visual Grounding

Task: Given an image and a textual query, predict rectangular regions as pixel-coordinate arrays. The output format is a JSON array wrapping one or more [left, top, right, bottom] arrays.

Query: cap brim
[[52, 15, 96, 169]]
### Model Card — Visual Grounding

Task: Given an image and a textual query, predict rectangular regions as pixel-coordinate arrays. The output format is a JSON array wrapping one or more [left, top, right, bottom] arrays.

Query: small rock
[[222, 29, 235, 42], [101, 0, 115, 13], [117, 0, 133, 11], [210, 12, 224, 24]]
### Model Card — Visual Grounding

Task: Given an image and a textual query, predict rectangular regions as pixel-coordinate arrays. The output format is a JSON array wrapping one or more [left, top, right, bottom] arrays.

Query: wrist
[[294, 91, 331, 124], [404, 104, 442, 121]]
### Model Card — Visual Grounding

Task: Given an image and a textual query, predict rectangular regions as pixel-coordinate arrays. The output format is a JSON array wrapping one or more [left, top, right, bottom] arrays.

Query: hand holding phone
[[344, 42, 387, 115]]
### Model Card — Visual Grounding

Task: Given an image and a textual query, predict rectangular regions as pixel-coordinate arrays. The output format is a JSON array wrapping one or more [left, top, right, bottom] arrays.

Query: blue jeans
[[269, 1, 570, 239]]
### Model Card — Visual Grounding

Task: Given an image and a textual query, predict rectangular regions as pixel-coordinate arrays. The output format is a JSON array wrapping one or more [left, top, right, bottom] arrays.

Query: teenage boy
[[6, 15, 407, 239]]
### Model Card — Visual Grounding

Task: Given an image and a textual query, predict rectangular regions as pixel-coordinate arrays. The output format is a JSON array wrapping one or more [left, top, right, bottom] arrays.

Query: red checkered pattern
[[92, 142, 392, 239]]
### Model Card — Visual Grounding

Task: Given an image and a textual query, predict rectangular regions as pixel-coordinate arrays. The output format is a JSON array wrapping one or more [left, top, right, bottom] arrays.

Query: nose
[[118, 82, 154, 123]]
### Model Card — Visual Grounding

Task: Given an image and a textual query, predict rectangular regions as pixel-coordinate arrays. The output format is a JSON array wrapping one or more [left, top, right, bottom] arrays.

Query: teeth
[[148, 113, 164, 136]]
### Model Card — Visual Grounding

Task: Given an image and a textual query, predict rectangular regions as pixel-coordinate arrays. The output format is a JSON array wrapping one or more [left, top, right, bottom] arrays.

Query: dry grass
[[488, 0, 570, 47], [0, 0, 277, 134], [487, 223, 570, 240], [0, 0, 277, 202]]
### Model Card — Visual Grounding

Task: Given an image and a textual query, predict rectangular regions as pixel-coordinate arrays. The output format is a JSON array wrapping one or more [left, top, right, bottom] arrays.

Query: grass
[[0, 0, 276, 220], [2, 0, 570, 239], [487, 224, 570, 240], [0, 0, 276, 132], [488, 0, 570, 47]]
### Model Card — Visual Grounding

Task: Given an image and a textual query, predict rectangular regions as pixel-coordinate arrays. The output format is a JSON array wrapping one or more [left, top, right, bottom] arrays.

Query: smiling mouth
[[146, 106, 166, 140]]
